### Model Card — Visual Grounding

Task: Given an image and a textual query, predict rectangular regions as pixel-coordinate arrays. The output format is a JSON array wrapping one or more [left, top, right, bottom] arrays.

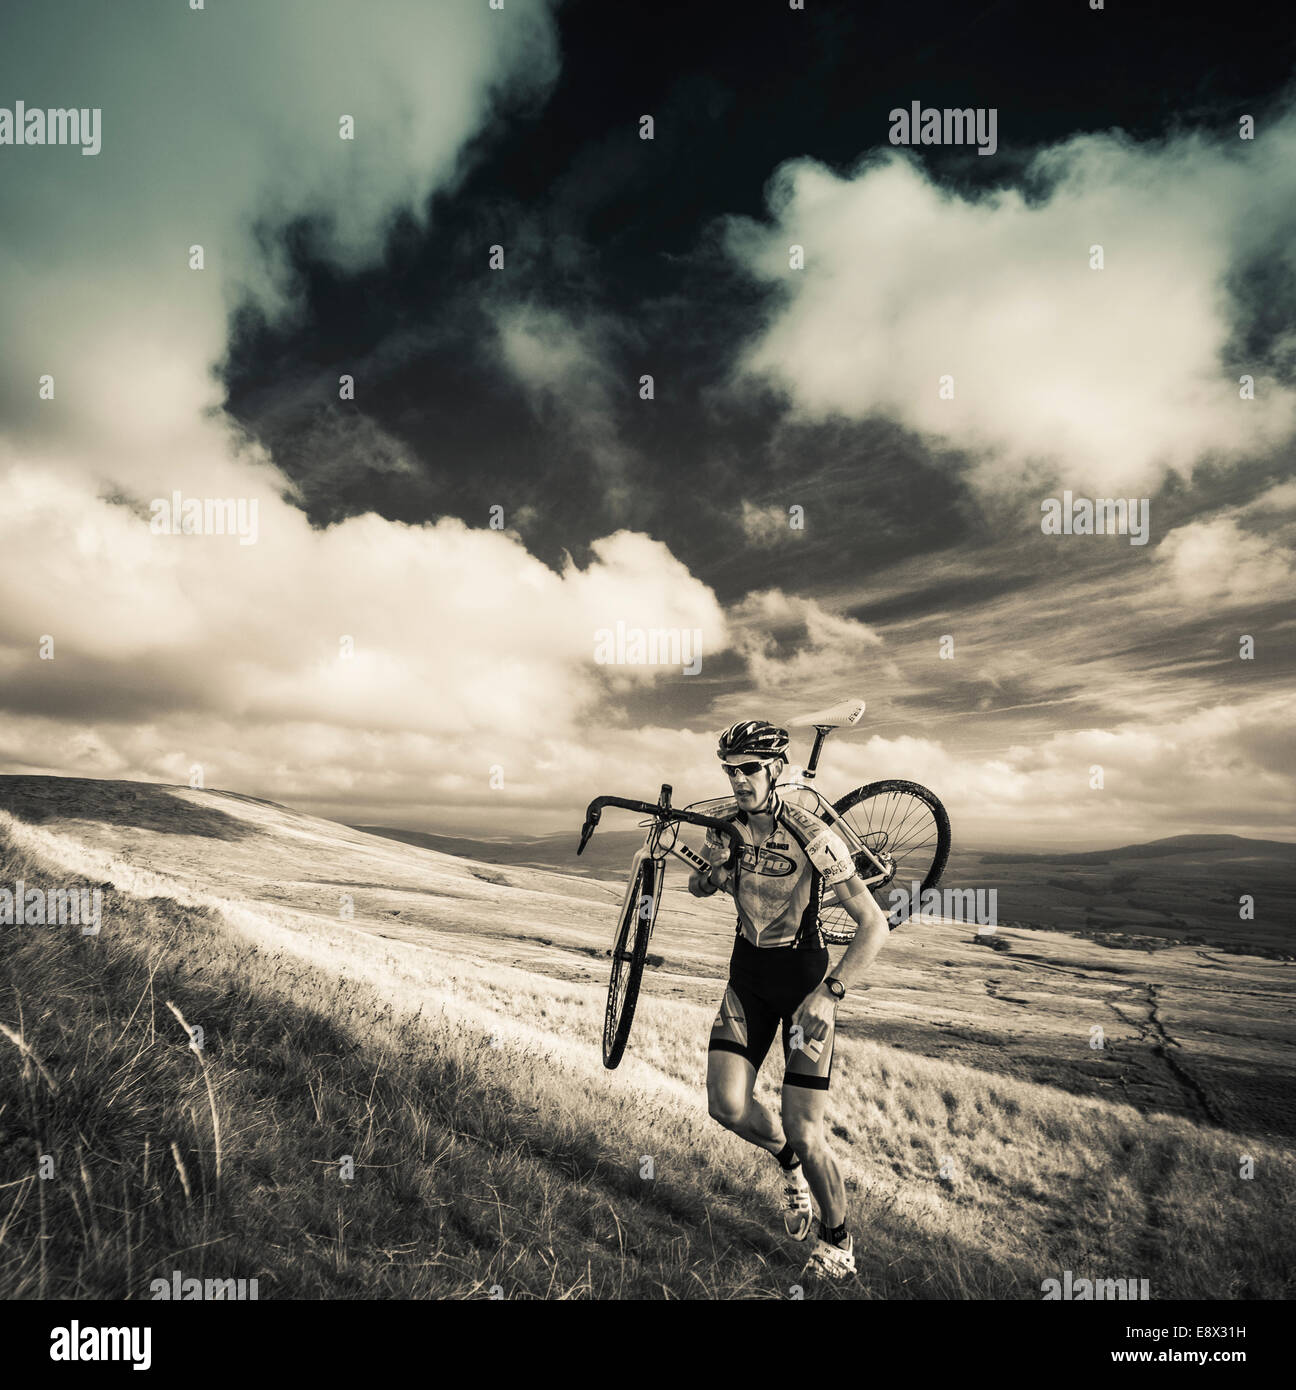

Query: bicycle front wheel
[[820, 780, 951, 943], [603, 853, 662, 1068]]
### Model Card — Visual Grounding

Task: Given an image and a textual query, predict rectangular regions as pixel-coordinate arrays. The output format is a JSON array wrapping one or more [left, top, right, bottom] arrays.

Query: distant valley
[[355, 826, 1296, 958]]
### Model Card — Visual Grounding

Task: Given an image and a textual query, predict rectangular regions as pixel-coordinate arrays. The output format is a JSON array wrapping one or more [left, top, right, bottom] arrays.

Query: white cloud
[[0, 471, 727, 716], [4, 463, 1291, 845], [812, 692, 1296, 848], [1156, 515, 1296, 606], [725, 120, 1296, 496], [0, 466, 735, 827], [724, 589, 892, 697]]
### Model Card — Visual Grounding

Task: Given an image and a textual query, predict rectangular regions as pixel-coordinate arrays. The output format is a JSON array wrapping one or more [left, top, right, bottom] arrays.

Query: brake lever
[[576, 808, 600, 855]]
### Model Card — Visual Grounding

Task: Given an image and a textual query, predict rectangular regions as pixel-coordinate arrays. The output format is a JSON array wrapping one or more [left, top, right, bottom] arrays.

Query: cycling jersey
[[701, 787, 856, 949]]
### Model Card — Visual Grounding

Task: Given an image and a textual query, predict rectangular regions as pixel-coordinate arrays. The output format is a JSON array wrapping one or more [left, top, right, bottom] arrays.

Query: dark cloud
[[0, 653, 230, 724], [218, 0, 1296, 590]]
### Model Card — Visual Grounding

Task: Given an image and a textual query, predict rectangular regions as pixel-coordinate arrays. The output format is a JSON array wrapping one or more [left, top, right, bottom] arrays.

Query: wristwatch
[[824, 976, 846, 1001]]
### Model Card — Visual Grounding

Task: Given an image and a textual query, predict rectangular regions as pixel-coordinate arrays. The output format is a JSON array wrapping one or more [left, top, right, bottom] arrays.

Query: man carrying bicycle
[[688, 719, 893, 1282]]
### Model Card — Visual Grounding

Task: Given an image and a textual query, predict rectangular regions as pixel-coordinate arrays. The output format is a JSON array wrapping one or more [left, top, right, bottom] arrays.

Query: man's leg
[[707, 982, 784, 1151], [780, 1082, 845, 1227], [706, 1047, 785, 1151]]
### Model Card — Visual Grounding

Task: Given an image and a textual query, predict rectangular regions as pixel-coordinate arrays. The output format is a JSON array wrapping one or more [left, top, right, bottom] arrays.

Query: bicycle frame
[[578, 765, 895, 892], [779, 715, 897, 887]]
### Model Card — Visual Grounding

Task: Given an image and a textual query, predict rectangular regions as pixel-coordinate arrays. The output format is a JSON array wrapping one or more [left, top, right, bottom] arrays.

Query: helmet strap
[[750, 772, 781, 817]]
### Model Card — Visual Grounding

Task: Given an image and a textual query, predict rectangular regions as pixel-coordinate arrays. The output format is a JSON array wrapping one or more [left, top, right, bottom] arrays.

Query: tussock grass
[[0, 822, 1292, 1300]]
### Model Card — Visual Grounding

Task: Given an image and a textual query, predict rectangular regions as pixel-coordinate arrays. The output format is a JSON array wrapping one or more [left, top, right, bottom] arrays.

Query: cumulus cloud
[[724, 118, 1296, 496], [812, 691, 1296, 848], [1155, 514, 1296, 606], [0, 465, 732, 828], [723, 590, 897, 700], [3, 455, 1290, 843]]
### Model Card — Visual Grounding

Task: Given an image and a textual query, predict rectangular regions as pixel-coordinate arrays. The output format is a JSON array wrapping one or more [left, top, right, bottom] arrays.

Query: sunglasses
[[722, 760, 772, 778]]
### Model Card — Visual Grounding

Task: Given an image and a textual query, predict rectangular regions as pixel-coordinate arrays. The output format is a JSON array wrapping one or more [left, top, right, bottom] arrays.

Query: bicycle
[[576, 697, 952, 1068]]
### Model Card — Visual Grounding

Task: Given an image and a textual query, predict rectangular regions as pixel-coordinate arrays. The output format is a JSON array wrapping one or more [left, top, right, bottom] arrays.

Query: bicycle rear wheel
[[820, 780, 951, 944], [603, 853, 662, 1068]]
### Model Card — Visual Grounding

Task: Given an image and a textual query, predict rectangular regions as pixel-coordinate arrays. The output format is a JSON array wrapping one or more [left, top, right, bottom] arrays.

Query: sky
[[1, 0, 1293, 850]]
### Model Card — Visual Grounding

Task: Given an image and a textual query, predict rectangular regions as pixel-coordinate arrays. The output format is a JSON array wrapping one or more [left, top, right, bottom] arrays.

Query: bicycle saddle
[[787, 697, 866, 730]]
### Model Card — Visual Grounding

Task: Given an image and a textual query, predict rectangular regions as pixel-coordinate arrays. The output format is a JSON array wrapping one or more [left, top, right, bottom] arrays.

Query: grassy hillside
[[351, 822, 648, 881], [1, 778, 1294, 1299]]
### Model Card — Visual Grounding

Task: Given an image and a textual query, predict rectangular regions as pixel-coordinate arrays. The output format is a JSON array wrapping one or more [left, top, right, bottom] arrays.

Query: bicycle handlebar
[[577, 783, 744, 868]]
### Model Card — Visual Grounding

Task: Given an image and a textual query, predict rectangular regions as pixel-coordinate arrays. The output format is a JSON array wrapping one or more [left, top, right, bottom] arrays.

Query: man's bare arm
[[688, 860, 731, 897], [825, 875, 890, 988], [791, 874, 890, 1041]]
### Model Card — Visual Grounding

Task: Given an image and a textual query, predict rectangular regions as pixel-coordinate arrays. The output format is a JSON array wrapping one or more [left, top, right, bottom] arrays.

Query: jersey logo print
[[739, 845, 797, 877]]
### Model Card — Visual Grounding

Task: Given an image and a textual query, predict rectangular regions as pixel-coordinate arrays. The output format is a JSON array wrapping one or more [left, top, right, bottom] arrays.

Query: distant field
[[357, 824, 1296, 959], [946, 837, 1296, 959], [1, 776, 1293, 1300]]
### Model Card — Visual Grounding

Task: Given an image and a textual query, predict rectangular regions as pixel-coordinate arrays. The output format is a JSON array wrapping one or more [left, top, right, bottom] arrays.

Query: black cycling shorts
[[707, 933, 833, 1090]]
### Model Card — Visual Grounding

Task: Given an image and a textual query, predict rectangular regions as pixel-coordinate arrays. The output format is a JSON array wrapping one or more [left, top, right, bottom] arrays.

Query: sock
[[818, 1218, 849, 1247], [774, 1142, 801, 1172]]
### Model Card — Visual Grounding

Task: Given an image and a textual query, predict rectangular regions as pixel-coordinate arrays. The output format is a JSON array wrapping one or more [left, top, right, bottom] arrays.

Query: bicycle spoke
[[823, 780, 950, 941], [886, 798, 930, 847]]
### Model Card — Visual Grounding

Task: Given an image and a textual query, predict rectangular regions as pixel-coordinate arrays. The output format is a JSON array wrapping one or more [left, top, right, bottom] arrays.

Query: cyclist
[[689, 719, 893, 1281]]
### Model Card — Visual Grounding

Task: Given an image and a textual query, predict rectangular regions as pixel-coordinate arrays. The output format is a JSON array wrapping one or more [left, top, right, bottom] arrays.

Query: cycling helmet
[[716, 719, 790, 761]]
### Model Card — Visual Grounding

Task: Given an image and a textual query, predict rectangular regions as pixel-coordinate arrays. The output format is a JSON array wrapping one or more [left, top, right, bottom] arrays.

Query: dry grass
[[0, 820, 1292, 1300]]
